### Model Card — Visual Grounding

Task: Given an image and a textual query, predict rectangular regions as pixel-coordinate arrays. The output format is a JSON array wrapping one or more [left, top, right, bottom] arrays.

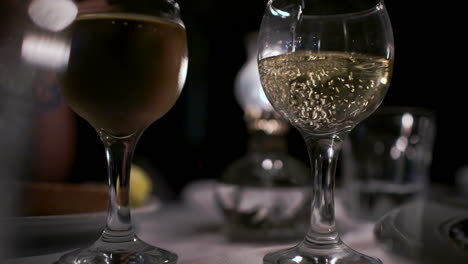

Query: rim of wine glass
[[76, 12, 184, 27], [281, 1, 388, 20], [76, 0, 184, 27]]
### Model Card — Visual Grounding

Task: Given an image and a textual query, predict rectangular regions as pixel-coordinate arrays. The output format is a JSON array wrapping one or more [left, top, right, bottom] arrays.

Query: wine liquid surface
[[258, 52, 392, 134], [59, 13, 187, 136]]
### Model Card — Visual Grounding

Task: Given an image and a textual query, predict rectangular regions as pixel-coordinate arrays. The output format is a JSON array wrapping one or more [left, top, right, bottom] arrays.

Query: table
[[4, 180, 416, 264]]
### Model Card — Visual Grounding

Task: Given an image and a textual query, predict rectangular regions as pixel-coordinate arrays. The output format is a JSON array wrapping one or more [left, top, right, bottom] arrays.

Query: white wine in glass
[[257, 0, 394, 263], [60, 13, 187, 136]]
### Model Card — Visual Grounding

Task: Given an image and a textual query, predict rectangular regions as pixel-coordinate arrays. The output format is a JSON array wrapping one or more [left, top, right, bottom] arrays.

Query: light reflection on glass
[[327, 148, 334, 159], [21, 33, 70, 69], [259, 85, 271, 107], [401, 113, 414, 130], [249, 118, 287, 135], [395, 136, 408, 152], [389, 112, 415, 160], [262, 159, 273, 170], [380, 76, 388, 85], [273, 160, 283, 169], [292, 256, 303, 263], [390, 146, 400, 159], [178, 56, 188, 92], [269, 5, 291, 18], [28, 0, 77, 32]]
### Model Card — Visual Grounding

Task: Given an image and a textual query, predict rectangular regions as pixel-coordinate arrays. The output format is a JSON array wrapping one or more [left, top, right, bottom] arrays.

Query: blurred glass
[[341, 106, 436, 221], [214, 32, 310, 242], [375, 198, 468, 263], [0, 0, 39, 258]]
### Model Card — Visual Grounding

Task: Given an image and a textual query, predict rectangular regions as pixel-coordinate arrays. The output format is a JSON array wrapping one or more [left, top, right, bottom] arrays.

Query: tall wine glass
[[257, 0, 394, 263], [53, 0, 187, 263]]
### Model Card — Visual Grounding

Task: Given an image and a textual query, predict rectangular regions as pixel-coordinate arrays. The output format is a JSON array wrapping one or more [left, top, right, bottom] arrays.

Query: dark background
[[67, 0, 465, 199]]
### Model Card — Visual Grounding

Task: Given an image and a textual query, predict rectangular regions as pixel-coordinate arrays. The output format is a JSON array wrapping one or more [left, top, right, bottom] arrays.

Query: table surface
[[3, 180, 420, 264]]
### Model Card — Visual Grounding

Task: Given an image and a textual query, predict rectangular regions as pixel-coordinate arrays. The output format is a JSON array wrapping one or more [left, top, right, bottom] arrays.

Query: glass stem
[[301, 132, 345, 246], [98, 129, 141, 243]]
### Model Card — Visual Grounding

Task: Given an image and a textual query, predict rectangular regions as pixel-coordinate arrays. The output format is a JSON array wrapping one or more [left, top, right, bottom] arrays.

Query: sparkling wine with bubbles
[[258, 51, 392, 134]]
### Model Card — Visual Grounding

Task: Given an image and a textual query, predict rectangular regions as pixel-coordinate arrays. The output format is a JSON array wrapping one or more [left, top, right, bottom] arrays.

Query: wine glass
[[257, 0, 394, 263], [52, 0, 188, 263]]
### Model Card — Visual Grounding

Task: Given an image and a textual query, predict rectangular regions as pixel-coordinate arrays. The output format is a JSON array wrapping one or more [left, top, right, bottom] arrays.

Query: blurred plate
[[1, 196, 160, 258], [374, 198, 468, 263]]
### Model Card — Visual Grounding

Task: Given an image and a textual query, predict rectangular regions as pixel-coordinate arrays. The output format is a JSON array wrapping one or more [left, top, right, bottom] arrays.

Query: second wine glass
[[257, 0, 394, 263]]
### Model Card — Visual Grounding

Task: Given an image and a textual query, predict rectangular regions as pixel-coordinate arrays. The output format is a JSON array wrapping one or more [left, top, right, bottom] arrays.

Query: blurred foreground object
[[215, 32, 310, 242], [0, 0, 38, 258], [20, 164, 153, 216], [130, 164, 153, 207], [341, 107, 436, 221], [32, 73, 76, 182], [20, 182, 108, 216], [375, 197, 468, 263], [20, 0, 78, 183]]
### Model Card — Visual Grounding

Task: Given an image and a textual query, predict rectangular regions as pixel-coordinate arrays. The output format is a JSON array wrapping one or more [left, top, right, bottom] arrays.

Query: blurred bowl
[[2, 182, 160, 258], [20, 182, 108, 216]]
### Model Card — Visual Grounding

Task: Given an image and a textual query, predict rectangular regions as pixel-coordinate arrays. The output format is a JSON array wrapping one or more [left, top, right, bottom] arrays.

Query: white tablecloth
[[5, 180, 413, 264]]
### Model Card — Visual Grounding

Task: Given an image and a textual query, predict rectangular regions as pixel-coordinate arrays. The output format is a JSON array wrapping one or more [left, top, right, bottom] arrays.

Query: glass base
[[55, 235, 177, 264], [263, 240, 382, 264]]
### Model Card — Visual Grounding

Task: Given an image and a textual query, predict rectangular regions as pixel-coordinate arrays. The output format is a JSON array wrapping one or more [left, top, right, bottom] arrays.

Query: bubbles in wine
[[258, 52, 392, 134]]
